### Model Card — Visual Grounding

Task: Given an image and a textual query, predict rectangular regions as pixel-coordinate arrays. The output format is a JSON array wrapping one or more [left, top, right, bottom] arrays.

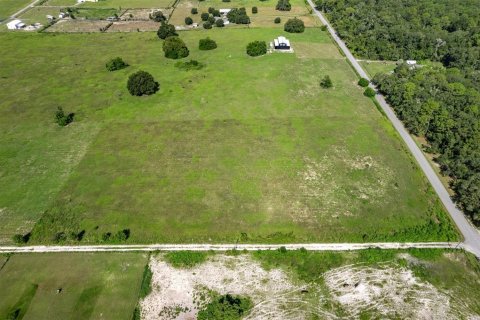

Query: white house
[[6, 19, 26, 30], [406, 60, 417, 66], [219, 9, 231, 15], [274, 36, 290, 50]]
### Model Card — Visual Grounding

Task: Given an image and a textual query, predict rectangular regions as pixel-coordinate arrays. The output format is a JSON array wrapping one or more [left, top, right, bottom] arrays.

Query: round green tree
[[358, 78, 369, 87], [199, 37, 217, 50], [157, 22, 177, 39], [127, 71, 159, 96], [215, 19, 224, 27], [246, 41, 267, 57], [106, 57, 128, 71], [163, 37, 189, 59], [284, 18, 304, 33], [150, 11, 166, 22], [185, 17, 193, 25], [203, 21, 212, 29], [363, 87, 376, 97], [191, 8, 198, 14], [201, 12, 209, 21], [252, 7, 258, 14], [320, 75, 333, 88], [274, 17, 281, 24]]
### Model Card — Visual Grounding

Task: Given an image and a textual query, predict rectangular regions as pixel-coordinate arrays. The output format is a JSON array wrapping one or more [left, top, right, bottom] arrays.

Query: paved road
[[0, 242, 461, 253], [306, 0, 480, 258]]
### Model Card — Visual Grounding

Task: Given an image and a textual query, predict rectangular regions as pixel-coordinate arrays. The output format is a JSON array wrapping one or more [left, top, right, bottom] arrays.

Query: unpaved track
[[0, 242, 462, 253], [306, 0, 480, 258]]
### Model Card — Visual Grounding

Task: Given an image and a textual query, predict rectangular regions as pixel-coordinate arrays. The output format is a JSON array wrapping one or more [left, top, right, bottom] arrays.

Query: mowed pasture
[[0, 28, 457, 244], [0, 252, 147, 319], [78, 0, 174, 9], [0, 0, 32, 21]]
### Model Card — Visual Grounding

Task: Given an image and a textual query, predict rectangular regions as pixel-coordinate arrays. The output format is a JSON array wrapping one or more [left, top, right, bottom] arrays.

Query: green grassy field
[[0, 0, 32, 21], [0, 27, 457, 244], [360, 60, 397, 78], [0, 252, 147, 319], [79, 0, 174, 9]]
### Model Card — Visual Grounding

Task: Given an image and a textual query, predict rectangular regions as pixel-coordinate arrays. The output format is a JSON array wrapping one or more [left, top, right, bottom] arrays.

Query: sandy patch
[[141, 254, 308, 320]]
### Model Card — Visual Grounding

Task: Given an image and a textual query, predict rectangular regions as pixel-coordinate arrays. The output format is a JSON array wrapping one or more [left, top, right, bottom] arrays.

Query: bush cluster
[[320, 75, 333, 88], [55, 107, 74, 126], [163, 36, 189, 59], [198, 294, 253, 320], [199, 37, 217, 50], [215, 19, 224, 27], [185, 17, 193, 25], [227, 7, 250, 24], [203, 21, 212, 29], [363, 87, 376, 97], [102, 229, 131, 242], [276, 0, 291, 11], [246, 41, 267, 57], [191, 8, 198, 14], [274, 17, 281, 24], [201, 12, 209, 21], [174, 59, 205, 70], [150, 10, 166, 22], [157, 22, 177, 39], [358, 77, 369, 87], [284, 18, 305, 33], [252, 6, 258, 14], [106, 57, 128, 71], [127, 71, 159, 96]]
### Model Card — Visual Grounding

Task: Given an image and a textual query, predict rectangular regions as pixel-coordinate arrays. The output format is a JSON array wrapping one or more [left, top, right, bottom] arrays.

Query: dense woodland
[[315, 0, 480, 222]]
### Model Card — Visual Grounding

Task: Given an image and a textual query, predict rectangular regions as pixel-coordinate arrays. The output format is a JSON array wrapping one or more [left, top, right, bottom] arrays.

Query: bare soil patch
[[47, 19, 110, 32], [108, 20, 160, 32]]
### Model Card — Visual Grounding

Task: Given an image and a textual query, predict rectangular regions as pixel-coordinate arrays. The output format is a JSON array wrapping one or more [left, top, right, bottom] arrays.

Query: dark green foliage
[[363, 87, 375, 97], [199, 37, 217, 50], [149, 10, 166, 22], [276, 0, 291, 11], [164, 251, 209, 268], [12, 233, 30, 244], [213, 9, 220, 17], [227, 8, 250, 24], [163, 37, 189, 59], [246, 41, 267, 57], [201, 12, 209, 21], [6, 284, 38, 320], [156, 22, 177, 39], [105, 57, 128, 71], [102, 232, 111, 241], [222, 0, 230, 2], [207, 16, 215, 24], [320, 25, 327, 31], [127, 71, 159, 95], [274, 17, 281, 24], [215, 19, 224, 27], [197, 294, 253, 320], [175, 59, 205, 70], [284, 18, 304, 33], [252, 6, 258, 14], [54, 107, 74, 126], [139, 264, 153, 298], [357, 77, 369, 87], [115, 228, 130, 241], [131, 306, 140, 320], [191, 8, 198, 14], [208, 7, 215, 14], [185, 17, 193, 25], [203, 21, 212, 29], [320, 75, 333, 88]]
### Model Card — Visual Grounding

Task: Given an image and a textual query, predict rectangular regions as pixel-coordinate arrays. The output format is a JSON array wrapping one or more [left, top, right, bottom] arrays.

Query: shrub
[[127, 71, 159, 96], [276, 0, 291, 11], [55, 107, 74, 126], [252, 6, 258, 14], [199, 37, 217, 50], [208, 7, 215, 14], [185, 16, 193, 25], [320, 25, 327, 31], [203, 21, 212, 29], [157, 22, 177, 39], [53, 232, 67, 243], [274, 17, 281, 23], [115, 228, 130, 241], [175, 59, 205, 70], [201, 12, 209, 21], [222, 0, 230, 2], [320, 75, 333, 88], [191, 8, 198, 14], [284, 18, 304, 33], [213, 9, 220, 17], [364, 87, 376, 97], [215, 19, 224, 27], [246, 41, 267, 57], [358, 77, 369, 87], [198, 294, 253, 320], [208, 15, 215, 24], [227, 8, 250, 24], [105, 57, 128, 71], [150, 10, 166, 22], [163, 36, 189, 59], [164, 251, 209, 268], [12, 233, 30, 244], [102, 232, 112, 241]]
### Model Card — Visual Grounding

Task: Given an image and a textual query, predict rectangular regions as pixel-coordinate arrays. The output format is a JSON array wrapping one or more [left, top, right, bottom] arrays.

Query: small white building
[[406, 60, 417, 66], [219, 9, 231, 15], [6, 19, 26, 30], [46, 14, 54, 20], [274, 36, 291, 50], [77, 0, 98, 3]]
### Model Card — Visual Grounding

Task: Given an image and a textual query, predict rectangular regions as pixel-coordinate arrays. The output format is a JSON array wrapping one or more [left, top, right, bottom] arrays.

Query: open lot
[[360, 60, 397, 78], [79, 0, 175, 9], [0, 0, 32, 21], [17, 6, 61, 25], [0, 252, 147, 319], [0, 27, 457, 244]]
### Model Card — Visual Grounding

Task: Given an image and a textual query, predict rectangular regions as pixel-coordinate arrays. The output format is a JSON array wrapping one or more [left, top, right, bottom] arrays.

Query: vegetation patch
[[164, 251, 210, 268], [198, 294, 253, 320], [175, 59, 205, 70]]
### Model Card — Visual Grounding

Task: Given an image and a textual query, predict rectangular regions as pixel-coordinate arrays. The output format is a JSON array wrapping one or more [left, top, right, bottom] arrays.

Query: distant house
[[6, 19, 26, 30], [219, 9, 231, 15], [46, 14, 54, 20], [77, 0, 98, 3], [59, 12, 67, 18], [274, 36, 290, 50], [406, 60, 417, 66]]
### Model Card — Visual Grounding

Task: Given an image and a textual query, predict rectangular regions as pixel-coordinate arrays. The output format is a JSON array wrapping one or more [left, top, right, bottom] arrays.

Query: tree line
[[315, 0, 480, 222]]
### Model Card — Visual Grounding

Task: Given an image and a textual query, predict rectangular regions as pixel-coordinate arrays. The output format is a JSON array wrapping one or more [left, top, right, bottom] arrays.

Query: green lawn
[[79, 0, 174, 9], [17, 6, 62, 25], [0, 28, 457, 244], [0, 252, 147, 319], [0, 0, 32, 21], [360, 60, 397, 78]]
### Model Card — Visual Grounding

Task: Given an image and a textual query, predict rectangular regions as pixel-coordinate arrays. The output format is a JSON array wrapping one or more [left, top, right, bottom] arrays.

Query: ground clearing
[[140, 249, 480, 319], [360, 60, 397, 78], [120, 8, 171, 21], [0, 28, 456, 244], [0, 252, 147, 319], [0, 0, 33, 21], [47, 19, 111, 31], [79, 0, 174, 9], [108, 20, 159, 31]]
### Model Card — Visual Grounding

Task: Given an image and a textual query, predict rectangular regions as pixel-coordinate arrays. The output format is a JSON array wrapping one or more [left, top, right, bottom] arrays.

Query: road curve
[[306, 0, 480, 258], [0, 242, 462, 253]]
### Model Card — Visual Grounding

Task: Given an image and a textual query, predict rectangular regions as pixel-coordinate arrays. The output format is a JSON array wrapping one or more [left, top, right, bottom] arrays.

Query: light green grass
[[0, 28, 457, 244], [79, 0, 174, 9], [0, 252, 148, 319], [0, 0, 32, 21], [41, 0, 78, 6], [17, 6, 62, 24], [360, 60, 397, 78]]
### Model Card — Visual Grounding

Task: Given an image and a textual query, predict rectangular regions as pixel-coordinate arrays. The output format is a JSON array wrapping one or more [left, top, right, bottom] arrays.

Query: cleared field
[[0, 28, 456, 244], [0, 252, 147, 319], [47, 19, 111, 31], [79, 0, 174, 9], [141, 249, 480, 319], [41, 0, 77, 6], [360, 60, 397, 77], [0, 0, 32, 21], [17, 6, 62, 24]]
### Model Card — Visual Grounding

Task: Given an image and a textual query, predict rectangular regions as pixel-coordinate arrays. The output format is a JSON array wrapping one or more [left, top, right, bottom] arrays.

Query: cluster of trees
[[315, 0, 480, 222], [246, 41, 267, 57], [102, 229, 131, 242], [284, 18, 304, 33], [149, 10, 166, 22], [227, 8, 250, 24], [127, 71, 159, 96], [276, 0, 291, 11], [198, 294, 253, 320], [374, 65, 480, 221], [55, 107, 74, 126]]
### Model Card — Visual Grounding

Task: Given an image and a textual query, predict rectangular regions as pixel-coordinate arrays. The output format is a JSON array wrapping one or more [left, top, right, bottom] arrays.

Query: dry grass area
[[47, 19, 110, 32], [294, 42, 343, 59], [120, 8, 172, 21], [108, 20, 159, 32], [249, 7, 319, 28]]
